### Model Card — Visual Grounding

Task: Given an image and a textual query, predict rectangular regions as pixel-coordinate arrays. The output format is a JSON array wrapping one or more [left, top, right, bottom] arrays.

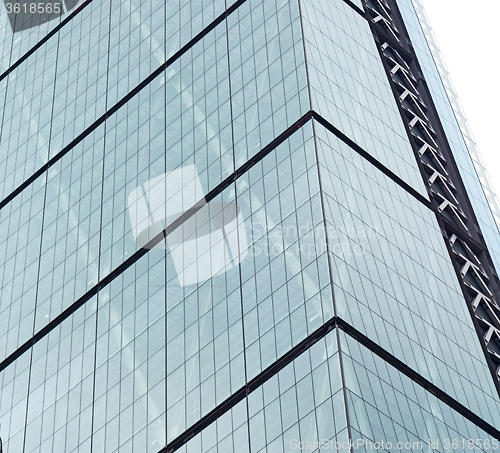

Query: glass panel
[[341, 330, 498, 453], [315, 121, 500, 425], [301, 0, 426, 195]]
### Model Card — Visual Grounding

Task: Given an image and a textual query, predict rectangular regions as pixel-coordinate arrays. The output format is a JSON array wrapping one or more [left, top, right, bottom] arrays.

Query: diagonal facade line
[[0, 109, 439, 375], [161, 316, 339, 453], [0, 0, 93, 82], [0, 0, 249, 212], [311, 112, 431, 209], [153, 317, 500, 453], [342, 0, 365, 16], [0, 112, 312, 374]]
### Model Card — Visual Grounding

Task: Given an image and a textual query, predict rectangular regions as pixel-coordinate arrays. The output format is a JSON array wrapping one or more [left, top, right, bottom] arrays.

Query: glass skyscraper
[[1, 0, 500, 451]]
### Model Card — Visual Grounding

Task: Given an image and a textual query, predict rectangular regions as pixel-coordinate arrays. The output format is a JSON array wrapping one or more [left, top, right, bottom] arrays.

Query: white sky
[[420, 0, 500, 196]]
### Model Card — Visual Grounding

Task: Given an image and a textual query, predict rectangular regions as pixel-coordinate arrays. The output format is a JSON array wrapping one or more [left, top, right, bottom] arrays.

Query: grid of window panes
[[1, 0, 499, 451], [314, 121, 500, 425], [177, 329, 349, 453], [300, 0, 426, 195], [340, 330, 498, 453], [175, 328, 497, 453]]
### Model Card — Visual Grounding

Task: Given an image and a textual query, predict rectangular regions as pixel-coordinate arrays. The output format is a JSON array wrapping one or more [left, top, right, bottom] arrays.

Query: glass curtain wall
[[0, 0, 499, 452]]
